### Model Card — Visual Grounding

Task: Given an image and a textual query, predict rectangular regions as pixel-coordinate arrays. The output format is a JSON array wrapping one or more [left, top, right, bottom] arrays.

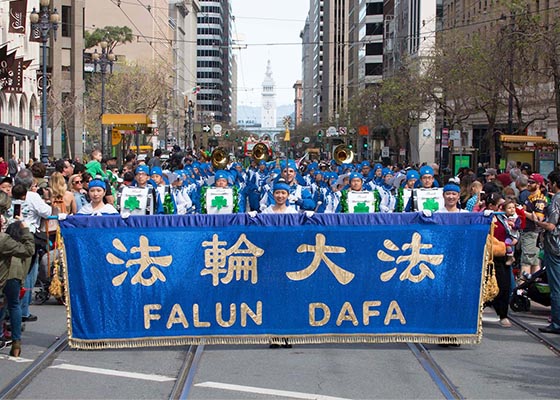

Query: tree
[[84, 61, 171, 155], [85, 26, 134, 52]]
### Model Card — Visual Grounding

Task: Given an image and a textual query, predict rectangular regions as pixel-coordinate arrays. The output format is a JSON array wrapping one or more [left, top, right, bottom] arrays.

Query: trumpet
[[210, 147, 229, 170], [333, 144, 354, 164]]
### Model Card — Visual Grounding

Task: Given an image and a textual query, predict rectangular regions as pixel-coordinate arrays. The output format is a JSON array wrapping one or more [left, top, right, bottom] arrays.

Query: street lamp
[[91, 40, 116, 157], [30, 0, 59, 164]]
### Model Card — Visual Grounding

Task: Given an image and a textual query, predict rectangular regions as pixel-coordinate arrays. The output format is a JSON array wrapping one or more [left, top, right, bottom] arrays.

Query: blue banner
[[60, 213, 491, 349]]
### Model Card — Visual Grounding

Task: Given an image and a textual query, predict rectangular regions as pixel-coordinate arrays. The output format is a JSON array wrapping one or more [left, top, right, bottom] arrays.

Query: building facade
[[261, 60, 276, 129], [196, 0, 233, 124]]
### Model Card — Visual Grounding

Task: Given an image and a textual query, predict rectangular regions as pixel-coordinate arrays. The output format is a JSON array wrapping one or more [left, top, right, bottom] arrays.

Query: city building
[[293, 80, 303, 128], [196, 0, 233, 124], [383, 0, 439, 164], [261, 60, 276, 129], [0, 0, 40, 162], [85, 0, 199, 151]]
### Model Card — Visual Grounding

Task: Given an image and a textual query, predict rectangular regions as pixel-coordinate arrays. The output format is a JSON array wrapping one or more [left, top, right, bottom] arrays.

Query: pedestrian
[[8, 154, 18, 178], [534, 170, 560, 334], [0, 192, 35, 356], [485, 192, 513, 328]]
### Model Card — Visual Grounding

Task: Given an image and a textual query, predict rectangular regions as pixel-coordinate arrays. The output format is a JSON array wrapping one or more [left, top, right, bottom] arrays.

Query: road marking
[[195, 381, 351, 400], [50, 363, 176, 382], [0, 354, 33, 363]]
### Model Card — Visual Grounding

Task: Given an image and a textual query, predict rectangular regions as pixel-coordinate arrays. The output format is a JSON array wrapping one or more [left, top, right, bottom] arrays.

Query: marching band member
[[261, 179, 298, 214], [436, 183, 469, 213], [77, 179, 118, 215], [116, 165, 156, 216], [259, 160, 315, 212], [327, 172, 376, 213], [375, 168, 397, 213], [198, 170, 246, 214]]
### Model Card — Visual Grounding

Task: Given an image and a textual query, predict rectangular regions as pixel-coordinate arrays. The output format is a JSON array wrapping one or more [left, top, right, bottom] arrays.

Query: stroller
[[35, 248, 65, 305], [510, 266, 551, 312]]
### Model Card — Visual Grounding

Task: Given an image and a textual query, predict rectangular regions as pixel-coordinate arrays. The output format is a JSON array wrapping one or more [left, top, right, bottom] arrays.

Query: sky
[[231, 0, 309, 107]]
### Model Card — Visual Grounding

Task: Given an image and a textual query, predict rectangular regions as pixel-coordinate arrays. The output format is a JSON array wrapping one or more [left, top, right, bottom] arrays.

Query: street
[[1, 294, 558, 399]]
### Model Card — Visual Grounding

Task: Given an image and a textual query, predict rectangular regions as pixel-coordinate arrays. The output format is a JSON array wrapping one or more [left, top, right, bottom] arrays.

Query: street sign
[[358, 126, 369, 136], [303, 137, 310, 144], [203, 124, 211, 132], [382, 147, 390, 157], [326, 126, 337, 137], [339, 127, 347, 136], [399, 148, 406, 156], [212, 124, 222, 135], [449, 129, 461, 140]]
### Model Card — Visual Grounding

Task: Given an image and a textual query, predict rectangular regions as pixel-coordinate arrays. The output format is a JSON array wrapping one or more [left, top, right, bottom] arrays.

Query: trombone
[[333, 144, 354, 164]]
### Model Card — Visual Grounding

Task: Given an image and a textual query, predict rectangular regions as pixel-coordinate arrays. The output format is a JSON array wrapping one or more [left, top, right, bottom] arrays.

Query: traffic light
[[363, 142, 368, 148], [225, 130, 229, 138], [348, 144, 353, 149]]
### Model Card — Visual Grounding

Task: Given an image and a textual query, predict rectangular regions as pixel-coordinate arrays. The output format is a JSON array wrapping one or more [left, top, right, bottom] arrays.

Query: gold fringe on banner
[[68, 331, 482, 350]]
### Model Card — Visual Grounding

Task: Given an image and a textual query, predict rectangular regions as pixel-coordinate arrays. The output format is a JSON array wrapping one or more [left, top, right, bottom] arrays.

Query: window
[[62, 6, 71, 38], [366, 2, 383, 15], [365, 63, 383, 76], [366, 43, 383, 55], [366, 22, 383, 35]]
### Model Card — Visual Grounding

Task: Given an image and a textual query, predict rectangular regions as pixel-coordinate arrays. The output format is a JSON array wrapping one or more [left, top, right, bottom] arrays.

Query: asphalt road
[[1, 296, 559, 399]]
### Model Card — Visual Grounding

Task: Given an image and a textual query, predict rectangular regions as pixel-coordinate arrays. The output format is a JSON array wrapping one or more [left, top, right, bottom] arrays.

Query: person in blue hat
[[261, 179, 298, 214], [374, 168, 397, 212], [259, 160, 315, 212], [77, 179, 118, 215], [326, 172, 375, 213], [248, 160, 269, 210], [405, 165, 443, 212], [436, 183, 468, 213], [198, 169, 246, 214]]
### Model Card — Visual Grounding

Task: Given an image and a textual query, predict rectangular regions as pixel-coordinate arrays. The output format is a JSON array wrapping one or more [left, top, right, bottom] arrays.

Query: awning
[[500, 134, 557, 145], [0, 122, 38, 140], [101, 114, 152, 126]]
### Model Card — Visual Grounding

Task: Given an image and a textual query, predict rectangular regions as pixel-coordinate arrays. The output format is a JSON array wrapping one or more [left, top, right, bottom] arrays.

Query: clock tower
[[261, 60, 277, 128]]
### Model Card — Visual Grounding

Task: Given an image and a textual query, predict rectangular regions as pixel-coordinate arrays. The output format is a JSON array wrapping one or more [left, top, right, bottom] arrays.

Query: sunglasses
[[73, 180, 83, 184]]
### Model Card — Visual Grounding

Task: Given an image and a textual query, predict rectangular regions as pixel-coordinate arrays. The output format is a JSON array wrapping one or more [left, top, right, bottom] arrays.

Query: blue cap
[[382, 167, 394, 177], [349, 172, 362, 181], [150, 166, 163, 176], [406, 170, 420, 180], [362, 161, 371, 167], [135, 165, 149, 175], [280, 159, 297, 171], [373, 163, 383, 171], [419, 165, 434, 177], [273, 180, 291, 193], [214, 170, 230, 182], [258, 160, 266, 166], [443, 183, 460, 193], [88, 179, 106, 190]]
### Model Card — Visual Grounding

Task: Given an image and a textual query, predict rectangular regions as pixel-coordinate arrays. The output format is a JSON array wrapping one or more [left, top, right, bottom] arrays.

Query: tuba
[[252, 142, 270, 162], [210, 147, 229, 170], [333, 144, 354, 164]]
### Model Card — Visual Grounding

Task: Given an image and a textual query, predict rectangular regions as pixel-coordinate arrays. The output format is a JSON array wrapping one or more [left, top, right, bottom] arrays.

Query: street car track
[[169, 344, 204, 400], [509, 315, 560, 357], [0, 333, 69, 399], [407, 343, 465, 400]]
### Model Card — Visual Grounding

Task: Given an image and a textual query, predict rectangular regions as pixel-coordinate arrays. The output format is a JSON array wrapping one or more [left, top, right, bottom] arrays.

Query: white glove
[[121, 212, 130, 219], [304, 210, 314, 218], [288, 194, 300, 203], [58, 213, 68, 221], [247, 211, 258, 218], [483, 209, 493, 217], [422, 210, 432, 217]]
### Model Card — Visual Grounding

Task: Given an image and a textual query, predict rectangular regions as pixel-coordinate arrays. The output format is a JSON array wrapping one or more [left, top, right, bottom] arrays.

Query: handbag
[[483, 226, 500, 303]]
